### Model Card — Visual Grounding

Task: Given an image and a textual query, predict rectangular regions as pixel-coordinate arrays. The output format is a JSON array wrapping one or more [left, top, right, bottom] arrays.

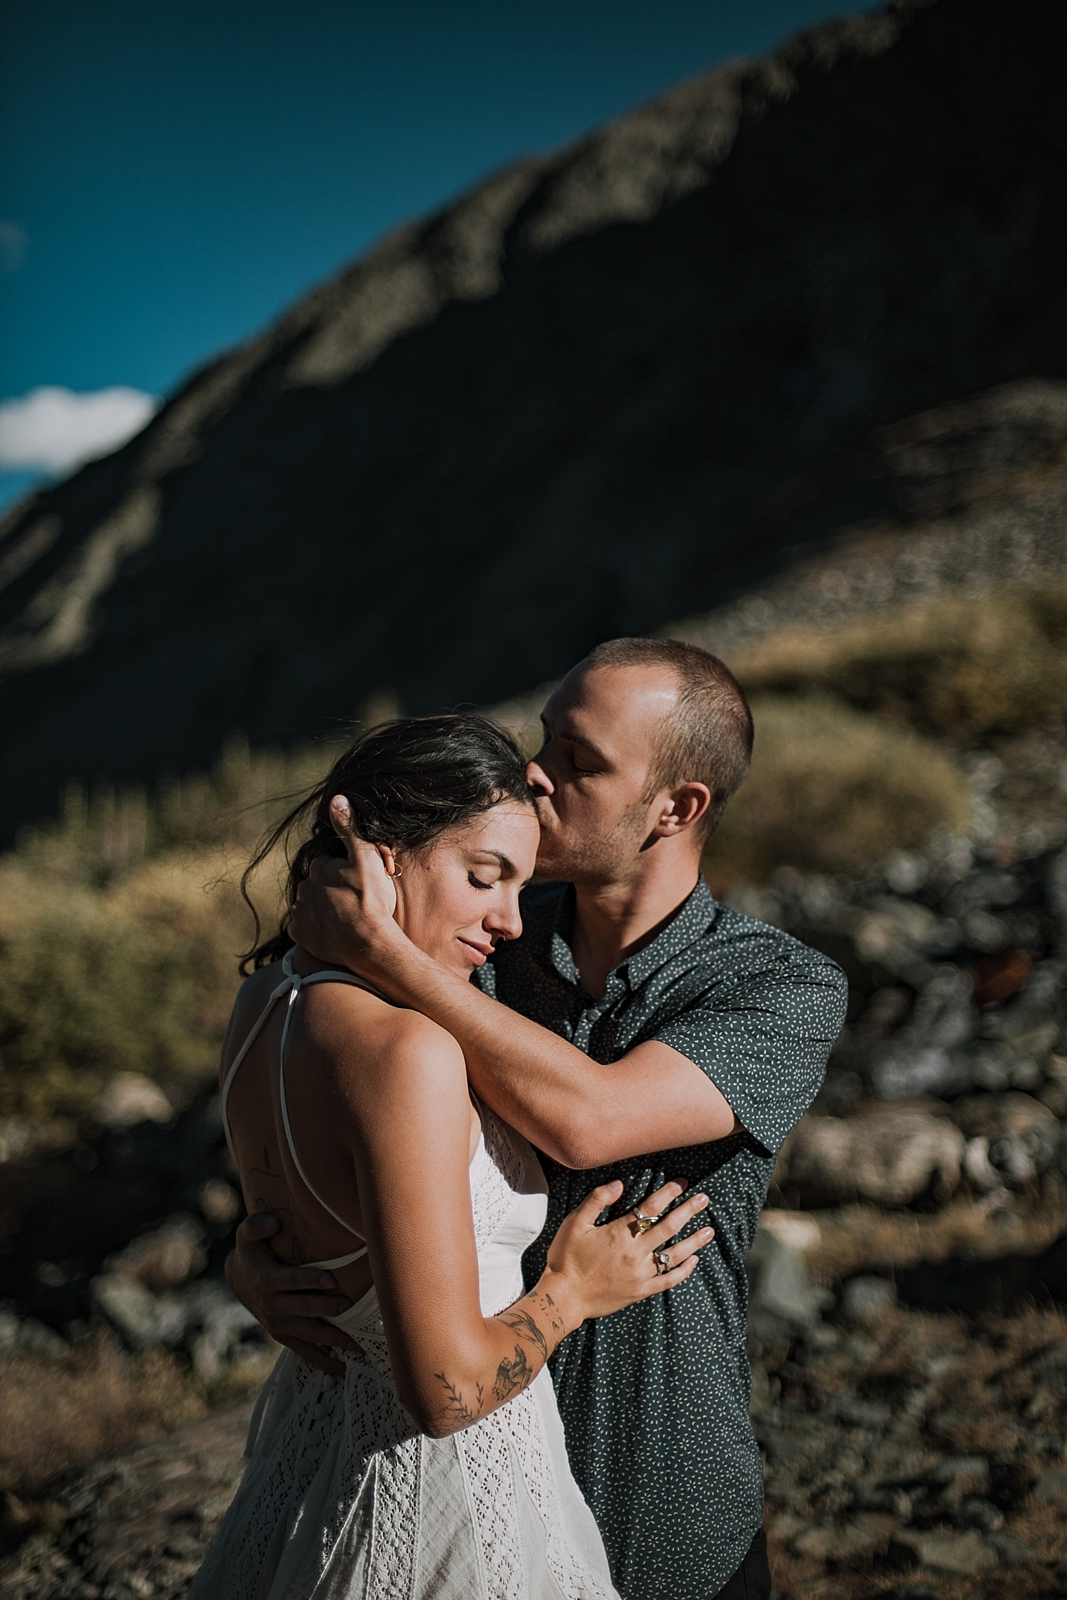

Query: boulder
[[0, 1305, 68, 1358], [872, 1046, 973, 1101], [92, 1074, 173, 1131], [1032, 1467, 1067, 1503], [950, 1092, 1061, 1186], [178, 1279, 264, 1378], [103, 1217, 207, 1291], [840, 1276, 897, 1325], [787, 1109, 965, 1207], [888, 1528, 998, 1575], [197, 1179, 241, 1226], [746, 1224, 827, 1336], [793, 1514, 896, 1560], [872, 968, 978, 1098], [89, 1274, 187, 1351], [987, 1531, 1033, 1565]]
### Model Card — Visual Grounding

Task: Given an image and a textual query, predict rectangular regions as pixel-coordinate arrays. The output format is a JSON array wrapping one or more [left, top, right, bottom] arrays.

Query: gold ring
[[632, 1207, 658, 1235]]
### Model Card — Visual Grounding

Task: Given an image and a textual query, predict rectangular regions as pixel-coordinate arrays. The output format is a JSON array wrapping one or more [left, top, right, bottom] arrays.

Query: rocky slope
[[1, 1401, 254, 1599], [1, 0, 1066, 841], [3, 798, 1067, 1593]]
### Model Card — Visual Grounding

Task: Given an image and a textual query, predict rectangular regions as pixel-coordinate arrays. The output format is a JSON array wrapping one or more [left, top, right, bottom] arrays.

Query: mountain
[[1, 0, 1066, 841]]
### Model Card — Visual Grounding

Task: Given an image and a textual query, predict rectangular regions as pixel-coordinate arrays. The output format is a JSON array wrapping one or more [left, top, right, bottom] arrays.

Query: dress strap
[[219, 971, 294, 1161], [277, 964, 371, 1258], [222, 950, 391, 1268]]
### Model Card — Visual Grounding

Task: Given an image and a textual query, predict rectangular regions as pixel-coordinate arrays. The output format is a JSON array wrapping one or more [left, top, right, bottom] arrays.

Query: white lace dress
[[191, 959, 619, 1600]]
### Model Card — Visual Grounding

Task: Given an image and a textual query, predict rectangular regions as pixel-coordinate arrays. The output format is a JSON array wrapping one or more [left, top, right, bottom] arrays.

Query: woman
[[192, 716, 712, 1600]]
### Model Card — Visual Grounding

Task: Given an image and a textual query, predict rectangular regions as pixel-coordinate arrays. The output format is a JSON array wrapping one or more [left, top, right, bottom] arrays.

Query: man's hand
[[225, 1212, 363, 1376], [287, 797, 402, 973]]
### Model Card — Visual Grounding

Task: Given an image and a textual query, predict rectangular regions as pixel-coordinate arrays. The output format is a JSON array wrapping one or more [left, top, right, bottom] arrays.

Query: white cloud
[[0, 386, 158, 475]]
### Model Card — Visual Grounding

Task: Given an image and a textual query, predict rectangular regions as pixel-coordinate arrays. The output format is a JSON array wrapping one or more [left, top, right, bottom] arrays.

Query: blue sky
[[0, 0, 850, 509]]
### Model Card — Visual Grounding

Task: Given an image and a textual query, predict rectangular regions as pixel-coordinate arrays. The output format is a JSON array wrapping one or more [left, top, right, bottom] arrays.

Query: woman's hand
[[541, 1178, 713, 1328], [287, 797, 401, 970]]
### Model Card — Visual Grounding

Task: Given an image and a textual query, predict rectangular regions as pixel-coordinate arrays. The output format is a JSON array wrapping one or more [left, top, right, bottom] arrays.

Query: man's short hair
[[583, 637, 753, 837]]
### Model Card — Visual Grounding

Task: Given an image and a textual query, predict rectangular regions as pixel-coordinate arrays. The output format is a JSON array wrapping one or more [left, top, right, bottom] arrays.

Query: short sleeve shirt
[[476, 877, 847, 1600]]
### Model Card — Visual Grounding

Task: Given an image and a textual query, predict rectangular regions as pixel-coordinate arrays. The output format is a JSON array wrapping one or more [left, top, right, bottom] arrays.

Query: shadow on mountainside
[[1, 0, 1067, 839]]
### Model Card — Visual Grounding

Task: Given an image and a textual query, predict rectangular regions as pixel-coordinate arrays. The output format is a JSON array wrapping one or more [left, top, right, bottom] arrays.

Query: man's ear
[[656, 783, 712, 835]]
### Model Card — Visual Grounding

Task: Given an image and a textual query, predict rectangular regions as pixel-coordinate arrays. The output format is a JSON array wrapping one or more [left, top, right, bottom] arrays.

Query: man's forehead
[[542, 662, 679, 739]]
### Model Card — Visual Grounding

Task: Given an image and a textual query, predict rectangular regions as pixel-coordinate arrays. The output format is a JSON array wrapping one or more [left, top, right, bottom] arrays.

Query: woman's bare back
[[220, 949, 480, 1310]]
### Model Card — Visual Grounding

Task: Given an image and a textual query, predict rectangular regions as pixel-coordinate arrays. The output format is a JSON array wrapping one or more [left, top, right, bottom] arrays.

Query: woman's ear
[[379, 844, 399, 878]]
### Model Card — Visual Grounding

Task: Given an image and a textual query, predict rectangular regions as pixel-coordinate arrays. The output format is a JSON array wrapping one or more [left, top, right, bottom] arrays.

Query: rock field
[[737, 729, 1067, 1595], [0, 1089, 270, 1384]]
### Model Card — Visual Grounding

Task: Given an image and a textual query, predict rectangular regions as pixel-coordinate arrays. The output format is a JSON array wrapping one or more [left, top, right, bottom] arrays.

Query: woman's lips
[[458, 938, 490, 966]]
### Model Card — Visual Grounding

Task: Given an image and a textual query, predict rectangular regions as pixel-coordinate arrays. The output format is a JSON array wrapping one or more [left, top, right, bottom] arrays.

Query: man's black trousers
[[710, 1527, 771, 1600]]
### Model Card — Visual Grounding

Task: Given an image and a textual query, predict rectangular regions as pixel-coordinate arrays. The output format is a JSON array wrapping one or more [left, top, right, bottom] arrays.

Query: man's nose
[[526, 755, 554, 796]]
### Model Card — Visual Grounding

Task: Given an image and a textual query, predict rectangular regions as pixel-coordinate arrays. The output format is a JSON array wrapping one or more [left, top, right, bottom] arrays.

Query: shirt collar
[[547, 876, 720, 994]]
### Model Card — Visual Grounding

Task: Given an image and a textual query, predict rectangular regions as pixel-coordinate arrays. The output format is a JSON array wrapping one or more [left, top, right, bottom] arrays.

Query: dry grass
[[0, 1337, 277, 1500], [729, 583, 1067, 741], [762, 1175, 1067, 1284], [703, 693, 972, 885]]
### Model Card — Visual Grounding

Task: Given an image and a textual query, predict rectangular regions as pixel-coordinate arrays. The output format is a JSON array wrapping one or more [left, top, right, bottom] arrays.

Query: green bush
[[703, 693, 972, 886], [0, 737, 347, 1122], [730, 583, 1067, 740], [0, 848, 271, 1121]]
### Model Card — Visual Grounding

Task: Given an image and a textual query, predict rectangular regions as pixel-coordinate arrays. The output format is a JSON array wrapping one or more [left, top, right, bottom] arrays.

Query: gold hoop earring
[[392, 866, 403, 878]]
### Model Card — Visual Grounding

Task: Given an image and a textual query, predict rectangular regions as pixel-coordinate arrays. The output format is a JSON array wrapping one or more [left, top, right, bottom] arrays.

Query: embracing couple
[[194, 637, 846, 1600]]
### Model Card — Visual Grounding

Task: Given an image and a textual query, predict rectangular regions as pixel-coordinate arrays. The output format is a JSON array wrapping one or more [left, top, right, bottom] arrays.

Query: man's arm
[[226, 1211, 364, 1375]]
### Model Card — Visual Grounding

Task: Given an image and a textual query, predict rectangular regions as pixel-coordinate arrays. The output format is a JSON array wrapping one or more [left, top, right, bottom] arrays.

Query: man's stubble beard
[[533, 800, 649, 887]]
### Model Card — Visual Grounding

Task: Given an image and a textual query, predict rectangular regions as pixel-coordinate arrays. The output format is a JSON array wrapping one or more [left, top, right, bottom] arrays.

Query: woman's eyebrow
[[471, 849, 517, 875]]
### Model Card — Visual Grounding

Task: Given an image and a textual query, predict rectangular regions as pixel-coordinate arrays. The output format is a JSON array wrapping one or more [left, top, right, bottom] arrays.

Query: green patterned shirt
[[477, 877, 846, 1600]]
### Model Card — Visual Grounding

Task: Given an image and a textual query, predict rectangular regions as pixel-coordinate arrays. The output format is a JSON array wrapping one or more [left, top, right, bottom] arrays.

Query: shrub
[[729, 583, 1067, 740], [0, 850, 254, 1120], [703, 693, 972, 885], [0, 739, 330, 1122]]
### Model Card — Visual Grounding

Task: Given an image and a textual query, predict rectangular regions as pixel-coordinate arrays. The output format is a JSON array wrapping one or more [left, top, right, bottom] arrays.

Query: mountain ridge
[[1, 0, 1065, 840]]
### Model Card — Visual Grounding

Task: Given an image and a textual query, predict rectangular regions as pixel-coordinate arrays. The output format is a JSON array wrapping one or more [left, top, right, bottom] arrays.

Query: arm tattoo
[[493, 1343, 535, 1403], [435, 1372, 484, 1427], [534, 1292, 565, 1338], [498, 1306, 548, 1363], [434, 1294, 562, 1427]]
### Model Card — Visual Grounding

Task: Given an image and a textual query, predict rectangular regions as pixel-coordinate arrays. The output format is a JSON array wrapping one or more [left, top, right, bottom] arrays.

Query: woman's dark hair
[[241, 714, 534, 971]]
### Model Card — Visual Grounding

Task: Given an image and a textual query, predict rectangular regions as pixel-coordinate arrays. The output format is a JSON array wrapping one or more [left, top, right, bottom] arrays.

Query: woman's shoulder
[[298, 975, 463, 1071], [224, 959, 286, 1038]]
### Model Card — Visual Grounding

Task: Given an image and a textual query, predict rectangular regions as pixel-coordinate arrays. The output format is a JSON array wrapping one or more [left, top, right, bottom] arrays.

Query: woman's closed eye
[[468, 871, 494, 890]]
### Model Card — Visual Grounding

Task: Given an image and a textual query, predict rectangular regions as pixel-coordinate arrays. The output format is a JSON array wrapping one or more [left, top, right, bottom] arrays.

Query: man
[[228, 637, 847, 1599]]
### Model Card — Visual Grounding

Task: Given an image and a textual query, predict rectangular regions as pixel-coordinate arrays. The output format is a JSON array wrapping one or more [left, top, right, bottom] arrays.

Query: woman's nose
[[526, 755, 554, 796], [488, 895, 524, 943]]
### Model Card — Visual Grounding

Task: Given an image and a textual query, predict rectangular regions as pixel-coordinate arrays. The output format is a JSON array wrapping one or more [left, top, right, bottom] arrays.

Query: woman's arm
[[296, 986, 712, 1436], [287, 827, 739, 1167]]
